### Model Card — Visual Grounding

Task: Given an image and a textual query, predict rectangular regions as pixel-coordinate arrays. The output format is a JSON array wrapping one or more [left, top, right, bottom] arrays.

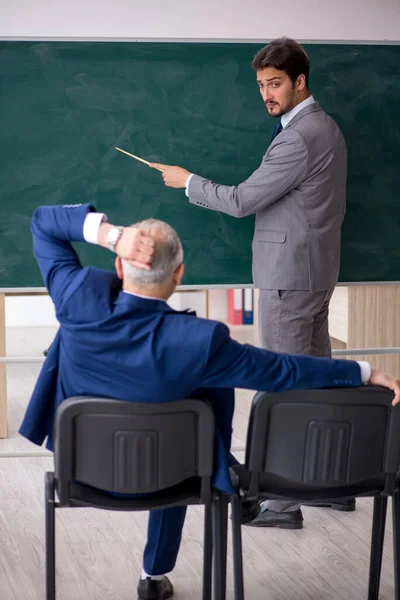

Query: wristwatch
[[106, 226, 124, 252]]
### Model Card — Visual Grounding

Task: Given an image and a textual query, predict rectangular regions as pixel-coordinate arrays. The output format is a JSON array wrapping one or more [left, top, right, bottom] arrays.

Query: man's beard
[[267, 88, 297, 116]]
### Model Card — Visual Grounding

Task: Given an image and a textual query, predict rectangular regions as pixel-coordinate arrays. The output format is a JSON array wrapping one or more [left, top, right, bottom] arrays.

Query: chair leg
[[231, 491, 245, 600], [212, 493, 228, 600], [45, 472, 56, 600], [392, 490, 400, 600], [202, 504, 213, 600], [368, 496, 388, 600]]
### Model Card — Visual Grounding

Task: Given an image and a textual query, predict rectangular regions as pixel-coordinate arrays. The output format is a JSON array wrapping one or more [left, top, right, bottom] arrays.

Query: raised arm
[[31, 203, 95, 307], [32, 203, 154, 311]]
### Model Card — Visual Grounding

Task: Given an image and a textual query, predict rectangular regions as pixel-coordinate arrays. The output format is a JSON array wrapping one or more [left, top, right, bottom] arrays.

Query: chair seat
[[64, 477, 205, 510], [233, 465, 387, 503]]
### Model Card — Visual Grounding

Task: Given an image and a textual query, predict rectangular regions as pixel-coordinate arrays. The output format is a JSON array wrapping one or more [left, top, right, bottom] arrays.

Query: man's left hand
[[150, 163, 191, 188]]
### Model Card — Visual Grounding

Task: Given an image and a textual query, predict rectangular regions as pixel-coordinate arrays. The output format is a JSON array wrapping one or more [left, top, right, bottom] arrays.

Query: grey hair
[[122, 219, 183, 285]]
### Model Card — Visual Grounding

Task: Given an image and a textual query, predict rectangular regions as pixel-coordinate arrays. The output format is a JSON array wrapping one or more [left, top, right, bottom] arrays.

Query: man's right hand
[[149, 163, 191, 188], [98, 222, 155, 270], [368, 368, 400, 406], [115, 227, 155, 270]]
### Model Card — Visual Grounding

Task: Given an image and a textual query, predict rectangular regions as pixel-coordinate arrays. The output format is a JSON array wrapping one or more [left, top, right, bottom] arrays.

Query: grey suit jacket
[[188, 102, 347, 291]]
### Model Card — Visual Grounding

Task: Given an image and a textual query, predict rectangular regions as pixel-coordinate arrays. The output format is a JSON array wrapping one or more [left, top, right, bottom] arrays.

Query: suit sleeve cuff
[[357, 361, 371, 383], [83, 212, 107, 244], [185, 173, 194, 197]]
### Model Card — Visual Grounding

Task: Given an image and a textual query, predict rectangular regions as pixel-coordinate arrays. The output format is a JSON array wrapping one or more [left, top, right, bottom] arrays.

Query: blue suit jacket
[[19, 204, 362, 493]]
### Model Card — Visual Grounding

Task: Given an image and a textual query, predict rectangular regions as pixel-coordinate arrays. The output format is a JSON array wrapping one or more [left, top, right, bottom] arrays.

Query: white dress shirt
[[280, 95, 315, 129]]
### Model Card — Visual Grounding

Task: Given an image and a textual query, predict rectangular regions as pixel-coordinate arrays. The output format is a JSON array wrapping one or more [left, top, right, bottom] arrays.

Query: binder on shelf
[[227, 288, 243, 324], [243, 288, 254, 325]]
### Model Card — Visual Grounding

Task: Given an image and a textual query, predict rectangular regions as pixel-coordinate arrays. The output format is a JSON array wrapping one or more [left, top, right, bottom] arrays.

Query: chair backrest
[[244, 386, 400, 498], [53, 397, 215, 503]]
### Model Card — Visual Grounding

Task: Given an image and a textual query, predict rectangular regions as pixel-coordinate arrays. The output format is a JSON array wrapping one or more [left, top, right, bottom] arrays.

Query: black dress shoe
[[137, 576, 174, 600], [240, 500, 262, 524], [244, 508, 303, 529], [303, 499, 356, 512]]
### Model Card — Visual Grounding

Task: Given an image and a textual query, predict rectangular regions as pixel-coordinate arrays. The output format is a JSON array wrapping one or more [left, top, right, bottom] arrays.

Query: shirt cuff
[[185, 173, 194, 197], [83, 212, 107, 244], [357, 361, 371, 383]]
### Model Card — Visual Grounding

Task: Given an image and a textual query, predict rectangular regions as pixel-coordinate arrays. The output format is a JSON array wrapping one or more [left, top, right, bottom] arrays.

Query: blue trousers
[[143, 506, 187, 574], [110, 388, 236, 575]]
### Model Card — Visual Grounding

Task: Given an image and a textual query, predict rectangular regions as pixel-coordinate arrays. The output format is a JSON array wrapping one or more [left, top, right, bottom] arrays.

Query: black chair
[[230, 385, 400, 600], [45, 396, 229, 600]]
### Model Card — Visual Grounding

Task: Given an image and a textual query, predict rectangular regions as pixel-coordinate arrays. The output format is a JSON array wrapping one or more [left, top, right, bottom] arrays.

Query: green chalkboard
[[0, 41, 399, 287]]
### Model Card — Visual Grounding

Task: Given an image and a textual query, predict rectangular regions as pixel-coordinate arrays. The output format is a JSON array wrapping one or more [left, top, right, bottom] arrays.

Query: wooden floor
[[0, 326, 396, 599]]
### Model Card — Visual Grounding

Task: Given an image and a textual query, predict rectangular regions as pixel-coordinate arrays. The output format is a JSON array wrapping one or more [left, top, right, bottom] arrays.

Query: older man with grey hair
[[21, 203, 400, 600], [120, 218, 184, 293]]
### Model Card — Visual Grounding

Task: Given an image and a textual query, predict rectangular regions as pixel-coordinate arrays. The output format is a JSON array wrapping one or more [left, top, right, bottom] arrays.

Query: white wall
[[5, 296, 58, 327], [1, 0, 400, 41], [4, 290, 225, 327], [2, 0, 399, 326]]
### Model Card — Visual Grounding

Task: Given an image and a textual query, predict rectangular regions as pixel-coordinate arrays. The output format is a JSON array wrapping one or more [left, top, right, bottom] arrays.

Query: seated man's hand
[[368, 368, 400, 406], [116, 228, 155, 270]]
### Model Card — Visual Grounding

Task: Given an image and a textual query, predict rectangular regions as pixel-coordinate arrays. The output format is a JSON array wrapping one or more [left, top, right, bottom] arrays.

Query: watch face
[[107, 227, 120, 245]]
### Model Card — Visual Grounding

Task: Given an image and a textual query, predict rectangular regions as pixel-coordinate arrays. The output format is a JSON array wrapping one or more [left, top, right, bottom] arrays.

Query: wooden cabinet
[[329, 286, 400, 377]]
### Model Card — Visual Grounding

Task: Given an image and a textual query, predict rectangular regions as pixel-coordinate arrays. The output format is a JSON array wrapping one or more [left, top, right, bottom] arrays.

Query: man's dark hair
[[252, 37, 310, 88]]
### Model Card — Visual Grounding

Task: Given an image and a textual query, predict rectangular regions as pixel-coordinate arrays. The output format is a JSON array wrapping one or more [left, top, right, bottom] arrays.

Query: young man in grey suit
[[151, 38, 351, 528]]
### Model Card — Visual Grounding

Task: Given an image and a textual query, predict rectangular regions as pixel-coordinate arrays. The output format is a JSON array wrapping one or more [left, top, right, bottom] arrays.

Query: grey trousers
[[258, 287, 334, 512], [258, 288, 334, 357]]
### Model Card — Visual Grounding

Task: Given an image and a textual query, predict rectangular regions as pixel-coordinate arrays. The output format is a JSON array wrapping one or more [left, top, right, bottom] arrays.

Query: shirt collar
[[281, 95, 315, 129], [118, 289, 196, 316], [122, 290, 167, 303]]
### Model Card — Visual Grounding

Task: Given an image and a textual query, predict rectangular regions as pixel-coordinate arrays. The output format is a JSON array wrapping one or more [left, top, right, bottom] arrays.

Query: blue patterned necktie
[[271, 120, 283, 142]]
